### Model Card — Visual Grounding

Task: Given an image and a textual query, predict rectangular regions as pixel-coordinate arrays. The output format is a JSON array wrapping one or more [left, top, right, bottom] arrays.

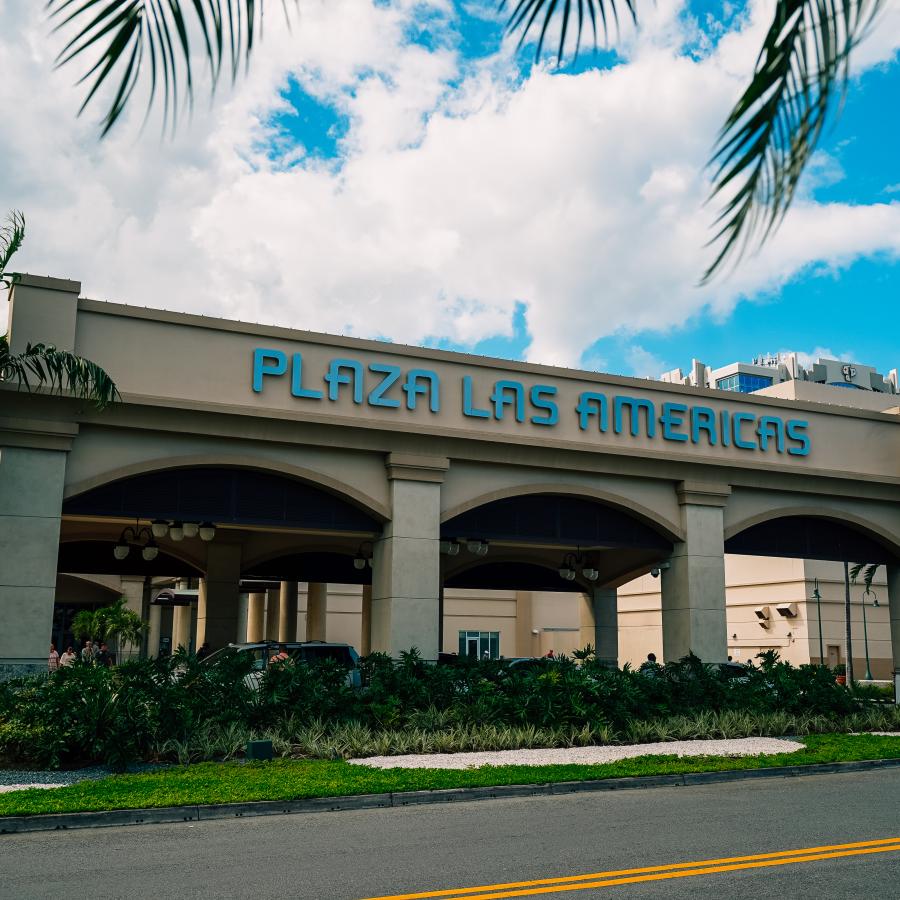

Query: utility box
[[245, 739, 274, 761]]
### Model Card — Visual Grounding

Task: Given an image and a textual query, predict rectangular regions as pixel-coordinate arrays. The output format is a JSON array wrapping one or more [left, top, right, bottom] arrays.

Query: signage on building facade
[[251, 348, 810, 456]]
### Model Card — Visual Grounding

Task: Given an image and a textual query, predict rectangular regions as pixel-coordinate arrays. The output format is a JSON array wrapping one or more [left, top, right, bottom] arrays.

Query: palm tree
[[850, 562, 882, 593], [44, 1, 885, 280], [71, 596, 147, 660], [1, 211, 120, 408]]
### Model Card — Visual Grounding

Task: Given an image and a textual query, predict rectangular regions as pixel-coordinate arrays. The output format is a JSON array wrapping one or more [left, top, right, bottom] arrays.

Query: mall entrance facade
[[2, 274, 899, 680]]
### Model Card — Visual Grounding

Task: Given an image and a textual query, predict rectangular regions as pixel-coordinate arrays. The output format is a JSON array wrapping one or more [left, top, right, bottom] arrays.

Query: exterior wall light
[[198, 522, 216, 541], [169, 522, 185, 542], [650, 562, 671, 578], [151, 519, 169, 538], [182, 522, 200, 539]]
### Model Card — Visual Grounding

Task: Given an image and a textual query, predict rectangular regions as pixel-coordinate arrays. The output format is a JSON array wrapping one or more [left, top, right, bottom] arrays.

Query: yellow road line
[[360, 836, 900, 900]]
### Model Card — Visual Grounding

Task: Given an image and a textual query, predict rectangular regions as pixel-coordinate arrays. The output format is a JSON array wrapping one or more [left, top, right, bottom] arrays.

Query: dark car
[[201, 641, 361, 689]]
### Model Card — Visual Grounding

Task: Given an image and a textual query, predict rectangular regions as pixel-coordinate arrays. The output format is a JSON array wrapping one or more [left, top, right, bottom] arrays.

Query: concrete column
[[265, 588, 280, 640], [247, 593, 266, 642], [172, 604, 192, 652], [888, 565, 900, 704], [660, 482, 730, 663], [0, 438, 75, 678], [583, 587, 617, 667], [196, 543, 242, 651], [371, 454, 447, 659], [278, 581, 298, 642], [360, 584, 372, 656], [236, 594, 249, 644], [147, 604, 162, 658], [516, 591, 534, 657], [307, 583, 327, 641]]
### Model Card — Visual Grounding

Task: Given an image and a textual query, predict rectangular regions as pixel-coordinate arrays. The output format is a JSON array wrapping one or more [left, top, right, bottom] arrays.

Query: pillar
[[371, 454, 447, 659], [236, 593, 249, 644], [660, 481, 730, 663], [247, 592, 265, 642], [307, 583, 327, 641], [278, 581, 298, 642], [265, 588, 280, 640], [515, 591, 534, 657], [580, 587, 617, 667], [360, 584, 372, 656], [196, 543, 242, 651], [172, 604, 192, 652], [888, 565, 900, 704], [0, 431, 76, 677], [147, 604, 162, 658]]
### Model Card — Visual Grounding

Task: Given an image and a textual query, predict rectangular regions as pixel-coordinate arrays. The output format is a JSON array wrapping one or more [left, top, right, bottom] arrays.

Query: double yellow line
[[361, 836, 900, 900]]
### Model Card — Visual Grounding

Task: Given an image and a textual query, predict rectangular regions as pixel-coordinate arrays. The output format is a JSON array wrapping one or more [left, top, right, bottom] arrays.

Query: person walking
[[48, 643, 60, 673], [97, 643, 112, 667], [59, 646, 77, 667], [81, 640, 95, 664]]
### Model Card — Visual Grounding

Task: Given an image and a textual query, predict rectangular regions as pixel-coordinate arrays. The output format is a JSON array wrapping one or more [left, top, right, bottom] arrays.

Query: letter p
[[252, 348, 287, 393]]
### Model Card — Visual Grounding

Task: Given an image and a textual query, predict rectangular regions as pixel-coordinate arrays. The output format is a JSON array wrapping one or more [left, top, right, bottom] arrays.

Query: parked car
[[200, 641, 362, 689]]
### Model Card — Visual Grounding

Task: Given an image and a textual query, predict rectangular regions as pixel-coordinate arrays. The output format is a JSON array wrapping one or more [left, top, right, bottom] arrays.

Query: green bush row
[[0, 649, 894, 770]]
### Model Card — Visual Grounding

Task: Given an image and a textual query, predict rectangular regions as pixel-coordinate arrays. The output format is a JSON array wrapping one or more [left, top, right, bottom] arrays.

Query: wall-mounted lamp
[[650, 562, 671, 578]]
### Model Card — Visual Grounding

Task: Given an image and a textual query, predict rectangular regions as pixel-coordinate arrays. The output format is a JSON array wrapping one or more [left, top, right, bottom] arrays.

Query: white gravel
[[348, 737, 805, 770], [0, 783, 65, 794]]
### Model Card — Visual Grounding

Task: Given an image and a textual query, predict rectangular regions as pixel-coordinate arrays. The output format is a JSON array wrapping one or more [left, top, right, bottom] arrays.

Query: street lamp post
[[861, 589, 878, 682], [813, 578, 824, 665]]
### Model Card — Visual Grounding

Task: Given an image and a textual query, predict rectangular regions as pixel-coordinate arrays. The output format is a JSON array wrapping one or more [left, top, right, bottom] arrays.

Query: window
[[715, 373, 774, 393], [827, 382, 862, 389], [458, 630, 500, 660]]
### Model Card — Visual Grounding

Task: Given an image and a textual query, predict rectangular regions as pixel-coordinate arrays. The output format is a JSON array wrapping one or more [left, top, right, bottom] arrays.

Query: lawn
[[1, 734, 898, 818]]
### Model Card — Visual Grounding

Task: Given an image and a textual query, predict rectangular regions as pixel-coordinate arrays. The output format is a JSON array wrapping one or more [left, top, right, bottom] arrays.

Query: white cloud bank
[[1, 0, 899, 368]]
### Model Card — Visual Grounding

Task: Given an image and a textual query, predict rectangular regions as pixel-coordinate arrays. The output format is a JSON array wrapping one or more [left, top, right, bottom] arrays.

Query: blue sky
[[4, 0, 898, 380]]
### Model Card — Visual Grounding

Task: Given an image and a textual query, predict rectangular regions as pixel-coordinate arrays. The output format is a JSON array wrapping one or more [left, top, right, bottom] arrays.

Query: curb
[[2, 757, 900, 835]]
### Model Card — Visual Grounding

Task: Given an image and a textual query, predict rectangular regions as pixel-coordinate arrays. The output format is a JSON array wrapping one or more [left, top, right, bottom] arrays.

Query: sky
[[1, 0, 898, 380]]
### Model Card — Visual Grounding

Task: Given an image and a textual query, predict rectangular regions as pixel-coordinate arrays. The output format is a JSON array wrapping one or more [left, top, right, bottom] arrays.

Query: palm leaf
[[502, 0, 637, 62], [0, 210, 25, 282], [703, 0, 883, 282], [850, 563, 880, 592], [47, 1, 292, 136]]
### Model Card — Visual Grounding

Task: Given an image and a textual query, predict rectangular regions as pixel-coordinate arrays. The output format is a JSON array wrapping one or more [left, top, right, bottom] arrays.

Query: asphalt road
[[3, 769, 899, 899]]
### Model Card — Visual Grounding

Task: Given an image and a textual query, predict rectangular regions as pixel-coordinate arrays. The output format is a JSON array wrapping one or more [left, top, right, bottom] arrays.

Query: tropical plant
[[1, 211, 120, 408], [850, 562, 882, 592], [71, 596, 148, 655]]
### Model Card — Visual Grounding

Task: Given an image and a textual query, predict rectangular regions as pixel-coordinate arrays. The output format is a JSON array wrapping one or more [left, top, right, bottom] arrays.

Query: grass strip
[[1, 733, 898, 818]]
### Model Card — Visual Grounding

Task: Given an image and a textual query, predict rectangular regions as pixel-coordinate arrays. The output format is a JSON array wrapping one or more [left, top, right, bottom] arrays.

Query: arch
[[441, 483, 683, 543], [63, 465, 383, 534], [725, 509, 900, 564], [725, 505, 900, 550], [57, 540, 203, 577], [58, 532, 207, 573], [64, 454, 389, 522]]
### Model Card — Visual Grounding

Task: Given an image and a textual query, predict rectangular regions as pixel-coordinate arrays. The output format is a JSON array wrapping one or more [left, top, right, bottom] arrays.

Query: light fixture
[[582, 566, 599, 582], [198, 522, 216, 542], [113, 540, 130, 561], [150, 519, 169, 538], [354, 541, 374, 570], [558, 553, 577, 581], [440, 540, 461, 556], [169, 522, 184, 542], [182, 522, 200, 539], [475, 541, 488, 557], [650, 562, 671, 578], [142, 540, 159, 562]]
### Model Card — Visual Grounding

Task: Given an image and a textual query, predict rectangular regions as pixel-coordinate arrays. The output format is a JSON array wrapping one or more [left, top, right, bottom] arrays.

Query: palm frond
[[0, 210, 25, 282], [703, 0, 883, 282], [502, 0, 637, 63], [47, 1, 292, 137], [850, 563, 881, 592], [1, 336, 121, 408]]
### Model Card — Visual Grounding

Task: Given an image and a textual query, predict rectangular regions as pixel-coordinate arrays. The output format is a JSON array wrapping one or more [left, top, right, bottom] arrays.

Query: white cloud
[[1, 0, 899, 368]]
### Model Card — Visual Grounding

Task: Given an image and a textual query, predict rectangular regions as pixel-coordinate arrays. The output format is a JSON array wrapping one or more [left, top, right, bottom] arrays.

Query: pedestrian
[[48, 642, 60, 673], [81, 640, 94, 664], [59, 646, 77, 667], [270, 644, 290, 664], [196, 641, 211, 661], [97, 642, 112, 667], [639, 652, 658, 675]]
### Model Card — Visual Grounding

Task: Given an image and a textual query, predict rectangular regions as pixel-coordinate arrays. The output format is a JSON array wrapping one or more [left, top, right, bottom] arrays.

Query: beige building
[[2, 275, 899, 690]]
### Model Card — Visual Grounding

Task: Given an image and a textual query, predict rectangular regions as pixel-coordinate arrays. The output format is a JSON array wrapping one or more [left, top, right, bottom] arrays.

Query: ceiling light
[[150, 519, 169, 538], [113, 541, 130, 561], [142, 541, 159, 562], [582, 567, 599, 582], [169, 522, 184, 542], [182, 522, 199, 539], [198, 522, 216, 542]]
